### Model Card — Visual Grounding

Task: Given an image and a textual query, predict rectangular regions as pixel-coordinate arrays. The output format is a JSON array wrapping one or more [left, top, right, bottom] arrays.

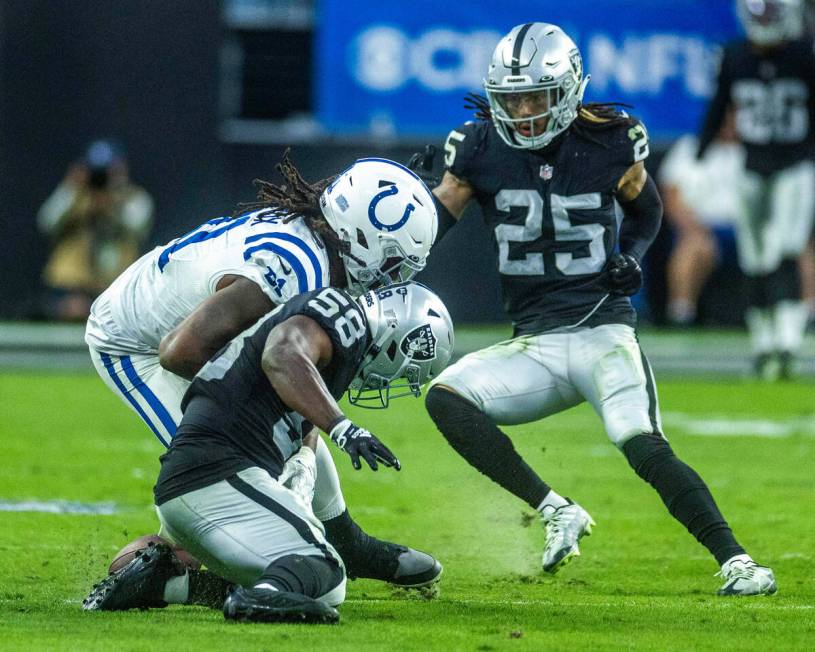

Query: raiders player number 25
[[423, 22, 777, 596]]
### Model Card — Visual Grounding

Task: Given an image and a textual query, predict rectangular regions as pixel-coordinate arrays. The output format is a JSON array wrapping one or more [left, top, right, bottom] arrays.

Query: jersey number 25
[[495, 190, 608, 277]]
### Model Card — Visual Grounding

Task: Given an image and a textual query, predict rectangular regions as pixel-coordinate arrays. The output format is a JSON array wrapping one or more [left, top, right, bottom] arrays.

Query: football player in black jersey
[[699, 0, 815, 379], [85, 282, 454, 623], [422, 23, 776, 595]]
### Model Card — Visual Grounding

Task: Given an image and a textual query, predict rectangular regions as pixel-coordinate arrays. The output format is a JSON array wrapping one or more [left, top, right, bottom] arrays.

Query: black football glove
[[329, 419, 400, 471], [406, 145, 439, 187], [603, 253, 643, 296]]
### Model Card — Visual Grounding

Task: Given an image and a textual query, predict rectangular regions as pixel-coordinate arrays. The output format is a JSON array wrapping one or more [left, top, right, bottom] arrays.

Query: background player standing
[[698, 0, 815, 379], [423, 22, 776, 595]]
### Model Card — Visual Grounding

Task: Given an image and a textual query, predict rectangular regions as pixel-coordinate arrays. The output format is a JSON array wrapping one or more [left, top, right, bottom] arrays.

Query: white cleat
[[541, 501, 595, 574], [716, 557, 777, 596]]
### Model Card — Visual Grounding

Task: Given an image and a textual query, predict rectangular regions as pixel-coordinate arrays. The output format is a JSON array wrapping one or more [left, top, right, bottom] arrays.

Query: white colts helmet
[[350, 282, 454, 408], [737, 0, 804, 45], [484, 23, 589, 150], [320, 158, 438, 296]]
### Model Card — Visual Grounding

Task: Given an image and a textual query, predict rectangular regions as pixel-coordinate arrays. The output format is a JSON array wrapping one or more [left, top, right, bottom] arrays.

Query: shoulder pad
[[241, 231, 327, 303], [443, 120, 490, 179]]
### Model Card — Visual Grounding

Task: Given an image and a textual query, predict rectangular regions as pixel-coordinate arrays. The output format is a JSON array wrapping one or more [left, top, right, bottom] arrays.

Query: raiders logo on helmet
[[399, 324, 437, 361]]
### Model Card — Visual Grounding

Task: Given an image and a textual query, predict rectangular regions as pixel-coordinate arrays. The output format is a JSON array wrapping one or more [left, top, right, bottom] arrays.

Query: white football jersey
[[85, 210, 330, 355]]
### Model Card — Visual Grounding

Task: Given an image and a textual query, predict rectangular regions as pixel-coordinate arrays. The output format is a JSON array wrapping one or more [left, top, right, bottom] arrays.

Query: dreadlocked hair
[[464, 92, 492, 122], [232, 149, 349, 255]]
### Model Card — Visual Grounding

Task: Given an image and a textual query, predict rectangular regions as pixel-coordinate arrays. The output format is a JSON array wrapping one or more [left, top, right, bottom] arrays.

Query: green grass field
[[1, 370, 814, 650]]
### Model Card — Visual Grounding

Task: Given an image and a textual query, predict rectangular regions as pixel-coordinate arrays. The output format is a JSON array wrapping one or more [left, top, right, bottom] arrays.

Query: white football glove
[[278, 446, 317, 505]]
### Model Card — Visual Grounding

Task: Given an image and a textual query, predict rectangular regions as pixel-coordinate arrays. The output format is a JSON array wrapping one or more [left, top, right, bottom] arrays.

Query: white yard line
[[664, 411, 815, 438], [345, 597, 814, 610], [0, 500, 120, 515]]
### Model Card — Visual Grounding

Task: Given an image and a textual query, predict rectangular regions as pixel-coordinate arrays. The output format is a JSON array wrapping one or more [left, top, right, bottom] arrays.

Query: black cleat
[[223, 586, 339, 624], [83, 542, 185, 611]]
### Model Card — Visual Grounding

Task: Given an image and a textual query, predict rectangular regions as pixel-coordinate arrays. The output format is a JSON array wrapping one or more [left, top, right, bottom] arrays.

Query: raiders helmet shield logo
[[399, 324, 437, 361]]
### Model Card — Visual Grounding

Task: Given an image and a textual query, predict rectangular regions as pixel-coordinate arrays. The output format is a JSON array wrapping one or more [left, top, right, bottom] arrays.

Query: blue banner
[[315, 0, 741, 140]]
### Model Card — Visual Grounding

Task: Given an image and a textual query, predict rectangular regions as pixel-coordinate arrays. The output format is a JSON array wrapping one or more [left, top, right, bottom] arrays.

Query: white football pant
[[735, 160, 815, 275], [431, 324, 662, 447], [156, 466, 346, 606]]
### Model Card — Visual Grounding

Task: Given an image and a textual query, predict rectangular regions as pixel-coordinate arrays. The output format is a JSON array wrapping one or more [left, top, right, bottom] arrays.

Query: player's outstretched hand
[[603, 253, 643, 296], [406, 145, 439, 187], [329, 418, 401, 471]]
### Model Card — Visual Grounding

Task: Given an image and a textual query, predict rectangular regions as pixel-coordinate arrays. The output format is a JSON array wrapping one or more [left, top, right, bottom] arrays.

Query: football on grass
[[108, 534, 202, 574]]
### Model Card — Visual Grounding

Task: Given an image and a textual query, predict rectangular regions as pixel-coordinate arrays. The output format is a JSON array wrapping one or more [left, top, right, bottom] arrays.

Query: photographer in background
[[37, 140, 153, 321]]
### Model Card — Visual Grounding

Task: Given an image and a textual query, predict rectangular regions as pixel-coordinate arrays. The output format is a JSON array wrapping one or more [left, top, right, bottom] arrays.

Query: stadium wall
[[0, 2, 728, 325]]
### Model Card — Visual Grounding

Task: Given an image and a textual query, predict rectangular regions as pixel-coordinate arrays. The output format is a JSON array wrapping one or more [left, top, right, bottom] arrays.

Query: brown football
[[108, 534, 202, 574]]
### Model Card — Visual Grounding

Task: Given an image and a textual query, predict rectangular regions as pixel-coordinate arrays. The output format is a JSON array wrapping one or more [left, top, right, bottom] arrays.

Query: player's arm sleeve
[[433, 194, 458, 241], [617, 174, 663, 262], [697, 47, 732, 159]]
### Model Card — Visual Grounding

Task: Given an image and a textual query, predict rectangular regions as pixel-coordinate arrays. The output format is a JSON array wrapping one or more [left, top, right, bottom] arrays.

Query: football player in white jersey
[[84, 153, 443, 594]]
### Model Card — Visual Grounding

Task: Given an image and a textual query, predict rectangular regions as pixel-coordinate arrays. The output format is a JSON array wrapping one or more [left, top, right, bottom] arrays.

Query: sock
[[312, 435, 347, 521], [745, 307, 774, 355], [187, 569, 234, 608], [163, 571, 189, 604], [774, 300, 809, 353], [622, 433, 746, 566], [537, 490, 569, 518], [425, 386, 551, 510], [322, 509, 398, 580]]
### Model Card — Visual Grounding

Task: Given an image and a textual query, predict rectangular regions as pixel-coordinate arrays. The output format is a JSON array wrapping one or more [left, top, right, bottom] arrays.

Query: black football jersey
[[698, 38, 815, 175], [445, 115, 647, 336], [154, 287, 368, 504]]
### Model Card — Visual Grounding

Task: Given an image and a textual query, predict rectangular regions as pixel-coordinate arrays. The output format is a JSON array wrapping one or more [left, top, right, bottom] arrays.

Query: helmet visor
[[345, 240, 426, 293], [487, 86, 566, 140]]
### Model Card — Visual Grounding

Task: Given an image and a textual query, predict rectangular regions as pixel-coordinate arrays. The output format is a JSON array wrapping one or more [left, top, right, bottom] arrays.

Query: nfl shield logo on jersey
[[540, 164, 553, 180]]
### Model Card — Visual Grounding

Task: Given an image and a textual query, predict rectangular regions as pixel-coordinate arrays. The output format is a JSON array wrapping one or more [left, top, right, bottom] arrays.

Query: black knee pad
[[425, 385, 551, 509], [259, 554, 343, 599], [425, 386, 510, 454], [425, 386, 479, 446]]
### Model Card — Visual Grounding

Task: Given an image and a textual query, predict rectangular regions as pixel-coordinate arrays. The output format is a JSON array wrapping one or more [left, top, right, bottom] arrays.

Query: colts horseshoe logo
[[368, 184, 415, 232]]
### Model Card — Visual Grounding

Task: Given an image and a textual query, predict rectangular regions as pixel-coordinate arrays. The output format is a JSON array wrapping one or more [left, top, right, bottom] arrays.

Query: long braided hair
[[463, 92, 635, 148], [234, 149, 351, 256]]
